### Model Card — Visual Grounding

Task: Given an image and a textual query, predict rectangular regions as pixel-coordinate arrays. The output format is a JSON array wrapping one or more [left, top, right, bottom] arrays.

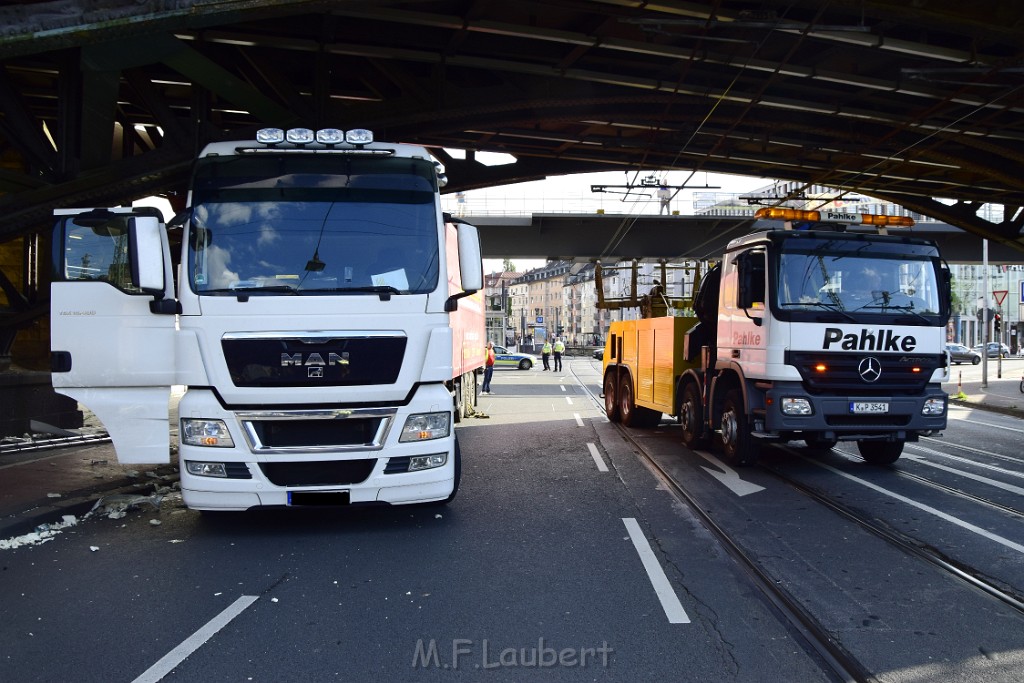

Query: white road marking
[[560, 385, 566, 392], [133, 595, 259, 683], [948, 410, 1024, 434], [903, 453, 1024, 495], [587, 442, 608, 472], [697, 452, 766, 497], [565, 396, 573, 405], [574, 413, 584, 427], [916, 441, 1024, 479], [622, 518, 690, 624], [807, 460, 1024, 555]]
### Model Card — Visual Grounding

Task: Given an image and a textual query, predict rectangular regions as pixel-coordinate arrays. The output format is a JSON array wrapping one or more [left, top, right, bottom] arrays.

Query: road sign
[[993, 289, 1008, 306]]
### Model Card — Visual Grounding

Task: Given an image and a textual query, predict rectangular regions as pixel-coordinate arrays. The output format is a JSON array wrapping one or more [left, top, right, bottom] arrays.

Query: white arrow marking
[[697, 452, 766, 497]]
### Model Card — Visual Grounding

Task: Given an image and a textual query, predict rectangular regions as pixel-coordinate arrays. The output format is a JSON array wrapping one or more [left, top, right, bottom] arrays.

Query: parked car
[[491, 345, 537, 370], [971, 342, 1011, 358], [592, 348, 604, 361], [945, 343, 981, 365]]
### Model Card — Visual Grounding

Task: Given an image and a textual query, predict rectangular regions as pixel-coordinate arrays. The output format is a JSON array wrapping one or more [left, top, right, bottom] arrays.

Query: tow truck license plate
[[850, 401, 888, 414]]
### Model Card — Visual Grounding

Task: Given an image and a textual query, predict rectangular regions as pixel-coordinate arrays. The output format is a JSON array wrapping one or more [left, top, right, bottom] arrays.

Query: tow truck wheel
[[857, 439, 903, 465], [720, 390, 758, 466], [680, 383, 706, 448], [804, 435, 837, 453], [604, 372, 620, 422]]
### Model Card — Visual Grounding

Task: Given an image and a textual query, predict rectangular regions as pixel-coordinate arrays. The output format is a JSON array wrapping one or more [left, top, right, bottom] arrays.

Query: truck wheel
[[453, 379, 464, 424], [857, 439, 903, 465], [604, 372, 620, 422], [720, 390, 758, 466], [430, 437, 462, 506], [619, 375, 637, 426], [617, 376, 658, 427], [804, 435, 837, 453], [519, 358, 533, 370], [679, 383, 706, 448]]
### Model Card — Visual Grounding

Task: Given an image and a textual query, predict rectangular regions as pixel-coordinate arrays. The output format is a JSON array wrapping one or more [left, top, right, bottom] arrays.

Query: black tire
[[453, 379, 464, 424], [857, 439, 903, 465], [720, 389, 758, 466], [604, 371, 620, 422], [519, 358, 532, 370], [430, 437, 462, 506], [679, 382, 706, 448], [619, 375, 637, 426], [972, 356, 981, 365], [804, 435, 837, 453]]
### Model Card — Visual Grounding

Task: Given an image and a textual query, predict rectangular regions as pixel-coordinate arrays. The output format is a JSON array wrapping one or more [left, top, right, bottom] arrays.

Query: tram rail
[[571, 357, 1024, 680], [0, 431, 111, 456]]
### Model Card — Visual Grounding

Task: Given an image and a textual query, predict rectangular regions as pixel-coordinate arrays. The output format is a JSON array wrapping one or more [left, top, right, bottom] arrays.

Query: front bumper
[[762, 381, 947, 441], [177, 385, 456, 510]]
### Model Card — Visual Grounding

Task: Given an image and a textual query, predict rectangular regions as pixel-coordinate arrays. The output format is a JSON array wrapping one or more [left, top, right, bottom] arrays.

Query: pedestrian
[[553, 336, 565, 372], [482, 341, 495, 393], [657, 185, 671, 215], [542, 339, 552, 370]]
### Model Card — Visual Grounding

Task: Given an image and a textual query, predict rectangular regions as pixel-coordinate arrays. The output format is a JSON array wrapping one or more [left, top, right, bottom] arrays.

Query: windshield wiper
[[855, 303, 932, 322], [328, 285, 403, 300], [205, 285, 298, 294], [780, 300, 856, 322]]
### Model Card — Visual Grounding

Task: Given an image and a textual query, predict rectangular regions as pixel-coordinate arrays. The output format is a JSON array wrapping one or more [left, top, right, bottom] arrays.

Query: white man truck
[[50, 127, 484, 510], [602, 208, 951, 466]]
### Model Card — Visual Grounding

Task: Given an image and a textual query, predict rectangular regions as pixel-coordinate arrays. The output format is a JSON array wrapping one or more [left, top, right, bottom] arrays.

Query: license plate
[[287, 491, 350, 506], [850, 401, 888, 414]]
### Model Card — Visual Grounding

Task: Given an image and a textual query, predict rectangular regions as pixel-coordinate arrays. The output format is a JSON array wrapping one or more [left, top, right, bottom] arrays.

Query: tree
[[503, 258, 516, 273]]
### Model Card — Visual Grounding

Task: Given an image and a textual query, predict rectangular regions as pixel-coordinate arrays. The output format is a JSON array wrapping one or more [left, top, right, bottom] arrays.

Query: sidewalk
[[944, 373, 1024, 418]]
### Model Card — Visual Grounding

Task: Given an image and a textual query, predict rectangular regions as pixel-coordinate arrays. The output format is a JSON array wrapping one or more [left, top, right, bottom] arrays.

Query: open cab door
[[50, 208, 177, 464]]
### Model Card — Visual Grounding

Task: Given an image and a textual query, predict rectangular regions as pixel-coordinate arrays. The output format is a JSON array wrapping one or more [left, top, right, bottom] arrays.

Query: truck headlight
[[181, 419, 235, 447], [399, 412, 450, 442], [922, 397, 946, 416], [781, 397, 813, 416]]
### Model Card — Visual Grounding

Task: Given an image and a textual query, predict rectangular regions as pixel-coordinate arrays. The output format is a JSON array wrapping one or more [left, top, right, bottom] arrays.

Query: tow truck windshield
[[773, 234, 943, 324]]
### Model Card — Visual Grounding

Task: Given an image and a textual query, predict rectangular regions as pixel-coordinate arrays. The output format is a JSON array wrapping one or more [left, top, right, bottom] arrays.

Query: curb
[[948, 397, 1024, 421]]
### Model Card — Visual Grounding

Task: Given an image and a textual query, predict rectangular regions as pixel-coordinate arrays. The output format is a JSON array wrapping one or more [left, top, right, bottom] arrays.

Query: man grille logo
[[281, 352, 350, 367]]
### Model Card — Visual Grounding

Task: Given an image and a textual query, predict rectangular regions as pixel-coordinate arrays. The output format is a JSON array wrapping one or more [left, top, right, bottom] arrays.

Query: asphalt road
[[1, 358, 1022, 682]]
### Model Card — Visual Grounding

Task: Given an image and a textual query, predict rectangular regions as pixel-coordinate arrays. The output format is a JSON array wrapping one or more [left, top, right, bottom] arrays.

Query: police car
[[492, 345, 537, 370]]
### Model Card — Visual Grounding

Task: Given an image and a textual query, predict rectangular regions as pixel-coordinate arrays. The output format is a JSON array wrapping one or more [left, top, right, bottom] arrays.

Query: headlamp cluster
[[256, 127, 374, 147]]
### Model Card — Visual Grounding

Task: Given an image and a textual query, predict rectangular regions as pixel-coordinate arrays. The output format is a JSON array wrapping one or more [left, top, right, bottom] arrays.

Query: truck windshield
[[187, 155, 440, 295], [776, 240, 942, 319]]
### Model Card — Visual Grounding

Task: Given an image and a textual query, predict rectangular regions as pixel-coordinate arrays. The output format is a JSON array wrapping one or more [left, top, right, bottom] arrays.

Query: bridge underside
[[474, 215, 1023, 265]]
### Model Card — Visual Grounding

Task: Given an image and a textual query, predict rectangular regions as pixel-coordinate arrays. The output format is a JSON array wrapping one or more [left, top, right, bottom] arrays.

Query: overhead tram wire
[[600, 4, 804, 263]]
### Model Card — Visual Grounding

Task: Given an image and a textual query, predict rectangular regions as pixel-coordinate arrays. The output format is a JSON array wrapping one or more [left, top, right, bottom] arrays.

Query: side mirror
[[128, 216, 166, 293], [457, 223, 483, 292]]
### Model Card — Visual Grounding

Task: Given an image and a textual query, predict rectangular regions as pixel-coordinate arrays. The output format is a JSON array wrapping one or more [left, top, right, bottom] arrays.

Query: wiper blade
[[856, 303, 931, 322], [338, 285, 403, 295], [781, 300, 856, 322], [205, 285, 297, 294]]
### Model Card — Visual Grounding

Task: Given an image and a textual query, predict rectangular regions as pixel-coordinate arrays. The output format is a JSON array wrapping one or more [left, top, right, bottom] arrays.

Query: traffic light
[[994, 313, 1001, 334]]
